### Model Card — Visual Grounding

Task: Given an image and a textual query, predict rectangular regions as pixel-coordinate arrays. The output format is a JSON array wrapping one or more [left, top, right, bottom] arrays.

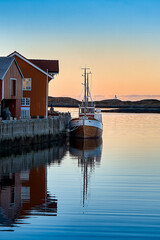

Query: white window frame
[[21, 98, 30, 106], [21, 107, 30, 119], [21, 186, 30, 201], [10, 78, 17, 97], [22, 78, 32, 91]]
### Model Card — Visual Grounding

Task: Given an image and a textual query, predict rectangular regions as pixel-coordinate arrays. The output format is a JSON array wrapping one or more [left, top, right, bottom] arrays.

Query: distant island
[[48, 97, 160, 113]]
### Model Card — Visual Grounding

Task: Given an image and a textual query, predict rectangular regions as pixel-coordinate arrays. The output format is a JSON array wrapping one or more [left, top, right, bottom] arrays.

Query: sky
[[1, 0, 160, 100]]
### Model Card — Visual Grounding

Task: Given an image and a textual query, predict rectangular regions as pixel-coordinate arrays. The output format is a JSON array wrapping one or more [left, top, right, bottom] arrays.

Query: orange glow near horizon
[[49, 49, 160, 101]]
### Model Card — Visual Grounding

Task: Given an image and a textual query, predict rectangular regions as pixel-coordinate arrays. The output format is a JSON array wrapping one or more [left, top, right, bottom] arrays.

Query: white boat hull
[[70, 118, 103, 139]]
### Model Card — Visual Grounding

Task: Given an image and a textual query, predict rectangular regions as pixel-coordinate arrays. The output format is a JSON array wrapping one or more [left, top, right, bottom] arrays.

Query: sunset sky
[[1, 0, 160, 100]]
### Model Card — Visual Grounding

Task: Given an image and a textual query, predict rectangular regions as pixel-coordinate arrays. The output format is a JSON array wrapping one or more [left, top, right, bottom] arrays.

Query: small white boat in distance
[[69, 67, 103, 139]]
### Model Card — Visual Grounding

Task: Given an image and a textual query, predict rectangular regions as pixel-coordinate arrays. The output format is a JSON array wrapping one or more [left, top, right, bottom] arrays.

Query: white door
[[21, 107, 30, 119]]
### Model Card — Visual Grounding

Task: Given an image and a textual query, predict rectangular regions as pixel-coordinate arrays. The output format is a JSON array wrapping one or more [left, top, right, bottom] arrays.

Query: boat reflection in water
[[69, 138, 102, 206], [0, 141, 67, 229]]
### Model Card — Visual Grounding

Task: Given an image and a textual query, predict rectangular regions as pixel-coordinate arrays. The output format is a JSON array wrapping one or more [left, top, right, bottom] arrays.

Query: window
[[23, 78, 31, 90], [21, 98, 30, 106], [10, 78, 16, 97], [20, 171, 30, 181], [21, 107, 30, 119], [21, 186, 30, 201]]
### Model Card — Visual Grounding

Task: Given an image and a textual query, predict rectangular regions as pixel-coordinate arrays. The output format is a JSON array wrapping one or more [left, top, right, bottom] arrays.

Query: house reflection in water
[[0, 166, 57, 227], [0, 141, 67, 228], [0, 173, 21, 227], [69, 138, 102, 206]]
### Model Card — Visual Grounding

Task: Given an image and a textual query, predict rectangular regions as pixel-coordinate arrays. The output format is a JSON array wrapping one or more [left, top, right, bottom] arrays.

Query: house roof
[[8, 51, 57, 79], [0, 57, 23, 80], [29, 59, 59, 73]]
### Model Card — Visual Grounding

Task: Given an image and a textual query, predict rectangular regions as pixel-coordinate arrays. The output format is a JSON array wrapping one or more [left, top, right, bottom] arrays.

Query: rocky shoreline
[[102, 107, 160, 113], [48, 97, 160, 113]]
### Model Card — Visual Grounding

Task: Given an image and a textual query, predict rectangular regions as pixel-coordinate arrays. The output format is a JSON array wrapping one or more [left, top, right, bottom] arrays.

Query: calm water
[[1, 111, 160, 239]]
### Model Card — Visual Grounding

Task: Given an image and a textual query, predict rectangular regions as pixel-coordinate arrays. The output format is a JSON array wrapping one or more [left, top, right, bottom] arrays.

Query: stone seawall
[[0, 113, 71, 148]]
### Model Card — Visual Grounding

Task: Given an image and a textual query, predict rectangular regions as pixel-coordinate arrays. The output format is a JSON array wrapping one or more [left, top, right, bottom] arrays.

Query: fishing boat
[[69, 67, 103, 138]]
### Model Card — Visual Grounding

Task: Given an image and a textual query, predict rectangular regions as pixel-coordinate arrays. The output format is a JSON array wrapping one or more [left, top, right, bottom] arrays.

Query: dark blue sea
[[1, 110, 160, 239]]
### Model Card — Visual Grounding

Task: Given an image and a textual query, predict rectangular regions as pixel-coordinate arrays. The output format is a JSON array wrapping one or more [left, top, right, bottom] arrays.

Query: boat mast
[[86, 71, 91, 107], [82, 67, 90, 114], [86, 72, 89, 107], [84, 67, 87, 107]]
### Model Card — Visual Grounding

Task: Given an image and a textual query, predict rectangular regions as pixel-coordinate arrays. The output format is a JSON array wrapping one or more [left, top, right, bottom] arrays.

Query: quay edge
[[0, 113, 71, 149]]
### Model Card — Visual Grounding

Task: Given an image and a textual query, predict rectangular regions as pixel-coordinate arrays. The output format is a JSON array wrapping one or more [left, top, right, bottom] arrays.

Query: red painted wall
[[15, 99, 21, 119], [0, 80, 2, 101], [4, 61, 22, 100], [2, 60, 22, 119], [14, 56, 48, 117]]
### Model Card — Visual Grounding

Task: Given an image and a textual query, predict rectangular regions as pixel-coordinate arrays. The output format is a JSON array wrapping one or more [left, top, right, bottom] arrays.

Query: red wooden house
[[0, 57, 23, 119], [8, 52, 59, 119]]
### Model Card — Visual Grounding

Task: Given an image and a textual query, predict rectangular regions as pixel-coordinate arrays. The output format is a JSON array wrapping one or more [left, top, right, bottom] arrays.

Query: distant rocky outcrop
[[95, 99, 160, 108], [102, 107, 160, 113], [48, 97, 160, 109], [48, 96, 80, 107]]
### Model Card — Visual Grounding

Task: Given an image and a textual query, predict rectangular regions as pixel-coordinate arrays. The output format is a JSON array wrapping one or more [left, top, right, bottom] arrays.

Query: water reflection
[[69, 138, 102, 206], [1, 114, 160, 239], [0, 141, 67, 175], [0, 141, 67, 229]]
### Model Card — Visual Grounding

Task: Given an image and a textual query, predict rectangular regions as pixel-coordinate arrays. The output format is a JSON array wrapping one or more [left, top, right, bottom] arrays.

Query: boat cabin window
[[87, 108, 94, 113], [80, 108, 94, 114], [80, 108, 84, 114]]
